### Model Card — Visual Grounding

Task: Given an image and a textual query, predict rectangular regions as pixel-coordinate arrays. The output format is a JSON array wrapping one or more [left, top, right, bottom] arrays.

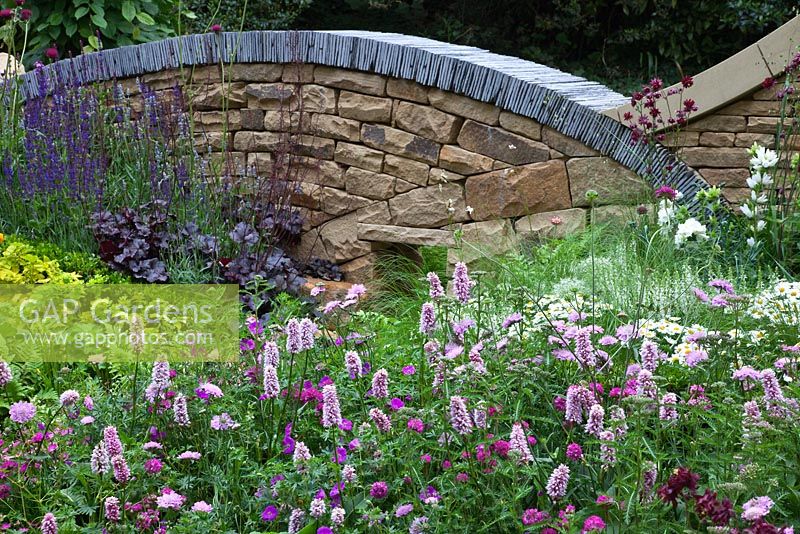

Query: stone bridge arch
[[14, 19, 799, 280]]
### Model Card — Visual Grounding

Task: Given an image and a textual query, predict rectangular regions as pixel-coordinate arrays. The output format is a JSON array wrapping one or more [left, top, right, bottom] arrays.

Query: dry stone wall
[[143, 63, 653, 280]]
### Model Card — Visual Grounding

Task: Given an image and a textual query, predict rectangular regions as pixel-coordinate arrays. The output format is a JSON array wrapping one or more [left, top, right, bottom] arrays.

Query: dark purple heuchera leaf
[[229, 222, 259, 247]]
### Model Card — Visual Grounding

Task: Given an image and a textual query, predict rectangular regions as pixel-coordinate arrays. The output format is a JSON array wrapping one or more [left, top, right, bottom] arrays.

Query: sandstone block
[[590, 205, 648, 226], [334, 142, 384, 172], [428, 89, 500, 124], [438, 145, 493, 175], [686, 115, 746, 132], [361, 124, 440, 165], [228, 63, 283, 82], [339, 253, 379, 283], [515, 208, 586, 240], [389, 183, 468, 227], [677, 147, 750, 168], [428, 167, 466, 185], [699, 132, 735, 147], [386, 78, 428, 103], [357, 202, 392, 224], [312, 114, 361, 142], [345, 167, 396, 200], [193, 110, 242, 131], [567, 157, 652, 207], [717, 100, 779, 116], [394, 101, 462, 143], [314, 66, 386, 96], [449, 219, 516, 265], [338, 91, 392, 122], [247, 152, 272, 175], [195, 132, 230, 152], [465, 160, 571, 220], [282, 64, 315, 83], [357, 224, 456, 246], [697, 168, 750, 188], [192, 83, 247, 109], [240, 109, 265, 130], [383, 155, 429, 186], [458, 120, 549, 164], [315, 213, 373, 262], [245, 83, 295, 108], [499, 111, 542, 140], [542, 126, 599, 156], [747, 116, 792, 133], [301, 85, 337, 114], [735, 133, 775, 148], [661, 131, 700, 147], [264, 111, 311, 132], [233, 131, 282, 151], [293, 183, 372, 216]]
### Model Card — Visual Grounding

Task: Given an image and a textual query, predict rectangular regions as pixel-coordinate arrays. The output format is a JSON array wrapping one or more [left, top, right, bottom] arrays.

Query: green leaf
[[135, 12, 155, 25], [90, 13, 107, 29], [65, 21, 77, 37], [46, 12, 63, 25], [87, 35, 100, 50], [121, 1, 135, 22], [74, 6, 89, 18]]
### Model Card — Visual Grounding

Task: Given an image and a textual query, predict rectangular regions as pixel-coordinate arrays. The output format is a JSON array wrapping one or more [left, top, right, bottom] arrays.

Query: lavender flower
[[173, 394, 190, 427], [509, 423, 533, 462], [452, 262, 473, 304], [449, 396, 473, 435], [331, 506, 345, 526], [546, 464, 570, 500], [322, 384, 342, 428], [144, 361, 171, 403], [427, 272, 445, 299], [565, 385, 592, 423], [371, 368, 390, 399], [575, 327, 597, 368], [760, 369, 790, 417], [342, 464, 357, 483]]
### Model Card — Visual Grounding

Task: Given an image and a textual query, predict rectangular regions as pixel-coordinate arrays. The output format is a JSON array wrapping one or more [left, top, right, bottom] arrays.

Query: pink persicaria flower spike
[[285, 319, 303, 354], [263, 364, 280, 399], [609, 406, 628, 438], [640, 461, 657, 503], [103, 426, 124, 457], [173, 394, 190, 427], [0, 361, 12, 386], [636, 369, 657, 399], [659, 393, 679, 420], [452, 262, 473, 304], [371, 368, 390, 398], [41, 513, 58, 534], [427, 272, 445, 299], [574, 328, 597, 368], [419, 302, 436, 335], [546, 464, 570, 500], [300, 318, 316, 351], [760, 369, 790, 417], [321, 384, 342, 428], [509, 423, 533, 462], [345, 350, 363, 378], [91, 442, 110, 474], [111, 454, 131, 484], [565, 385, 592, 423], [639, 339, 660, 372], [599, 430, 616, 468], [261, 341, 279, 367], [449, 396, 473, 435], [105, 497, 121, 522], [309, 497, 327, 518], [584, 404, 605, 437], [293, 441, 311, 466], [370, 407, 392, 432], [342, 464, 357, 483], [288, 508, 306, 534]]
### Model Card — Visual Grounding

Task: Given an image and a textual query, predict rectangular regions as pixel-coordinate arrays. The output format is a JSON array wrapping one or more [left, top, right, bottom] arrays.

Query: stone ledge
[[357, 224, 457, 246]]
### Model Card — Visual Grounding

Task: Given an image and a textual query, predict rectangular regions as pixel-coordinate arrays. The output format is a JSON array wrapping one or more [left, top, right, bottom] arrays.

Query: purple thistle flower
[[709, 278, 734, 294], [322, 384, 342, 428], [449, 396, 473, 435], [546, 464, 570, 500], [452, 262, 473, 304], [409, 516, 429, 534], [427, 272, 445, 299]]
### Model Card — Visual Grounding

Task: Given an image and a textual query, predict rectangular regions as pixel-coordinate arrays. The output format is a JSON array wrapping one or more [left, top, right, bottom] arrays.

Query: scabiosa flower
[[427, 272, 445, 299], [83, 395, 94, 411], [177, 451, 201, 460], [322, 384, 343, 428], [105, 496, 121, 522], [9, 401, 36, 424], [192, 501, 213, 513], [371, 368, 390, 398], [659, 393, 679, 421], [309, 497, 327, 518], [103, 426, 124, 456], [741, 496, 774, 520], [370, 481, 389, 499], [91, 442, 110, 474], [57, 389, 79, 408], [286, 319, 303, 354], [262, 504, 279, 521], [508, 423, 533, 462], [210, 413, 240, 430], [452, 262, 473, 304], [449, 396, 473, 435], [345, 351, 363, 378], [288, 508, 306, 533], [263, 364, 280, 399], [41, 513, 58, 534], [111, 455, 130, 484], [156, 489, 186, 510], [370, 408, 392, 432], [566, 442, 583, 461], [419, 302, 436, 335], [546, 464, 570, 500], [584, 404, 605, 437], [300, 318, 317, 351], [582, 515, 606, 533], [173, 394, 190, 427], [144, 458, 163, 474], [502, 311, 523, 329], [0, 361, 12, 386], [293, 441, 311, 466]]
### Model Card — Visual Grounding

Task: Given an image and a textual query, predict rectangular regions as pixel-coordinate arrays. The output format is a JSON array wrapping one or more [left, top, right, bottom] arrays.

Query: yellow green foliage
[[0, 242, 83, 284]]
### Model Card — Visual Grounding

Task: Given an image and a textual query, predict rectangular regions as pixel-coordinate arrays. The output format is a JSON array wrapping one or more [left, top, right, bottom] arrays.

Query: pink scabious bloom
[[370, 481, 389, 499], [371, 368, 390, 398], [419, 302, 436, 335], [142, 441, 163, 450], [709, 278, 735, 294], [584, 404, 605, 437], [177, 451, 201, 460], [322, 384, 343, 428], [285, 318, 303, 354], [111, 454, 130, 484], [566, 442, 583, 461], [309, 284, 326, 297], [685, 349, 708, 367], [741, 496, 774, 520], [81, 415, 95, 425], [156, 489, 186, 510], [144, 458, 163, 474], [293, 441, 311, 466], [211, 413, 240, 430], [370, 407, 392, 432], [509, 423, 533, 462], [105, 496, 121, 522], [659, 393, 679, 421], [546, 464, 570, 500], [427, 272, 445, 299], [173, 394, 190, 427], [599, 430, 616, 468], [322, 300, 341, 314], [83, 395, 94, 410], [345, 351, 363, 378], [197, 382, 224, 399], [452, 262, 473, 304], [41, 513, 58, 534], [263, 364, 280, 399], [300, 318, 317, 351], [639, 340, 660, 372], [502, 312, 523, 329], [192, 501, 213, 513], [91, 442, 110, 474], [9, 401, 36, 424], [346, 283, 367, 301], [261, 341, 280, 367], [693, 287, 709, 303], [449, 396, 473, 435], [0, 361, 12, 386], [59, 389, 80, 407], [408, 418, 425, 433], [521, 508, 549, 525], [582, 515, 606, 532], [309, 497, 327, 518], [396, 503, 414, 517], [103, 426, 124, 457], [288, 508, 306, 533]]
